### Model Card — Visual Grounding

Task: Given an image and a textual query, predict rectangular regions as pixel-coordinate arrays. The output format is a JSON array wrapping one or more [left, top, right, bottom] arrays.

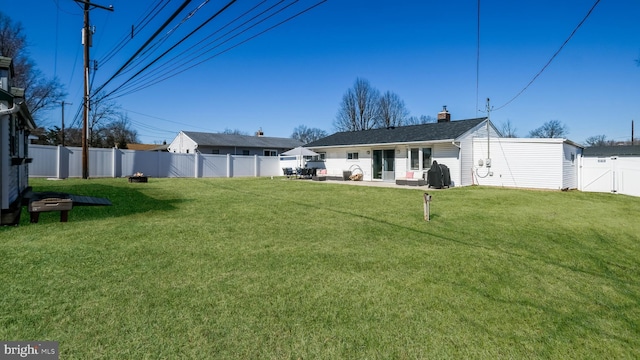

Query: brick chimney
[[255, 128, 264, 137], [437, 106, 450, 123]]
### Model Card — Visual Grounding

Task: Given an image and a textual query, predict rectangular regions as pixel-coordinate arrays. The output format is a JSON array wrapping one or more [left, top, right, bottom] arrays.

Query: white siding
[[459, 121, 501, 186], [322, 147, 373, 180], [167, 132, 198, 154], [1, 114, 8, 209], [472, 138, 564, 189], [561, 143, 580, 189], [432, 143, 461, 186]]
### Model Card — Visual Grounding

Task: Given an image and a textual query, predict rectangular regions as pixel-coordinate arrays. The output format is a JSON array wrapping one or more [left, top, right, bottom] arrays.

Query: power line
[[494, 0, 602, 111], [92, 0, 195, 97], [109, 0, 274, 97], [108, 0, 327, 100], [97, 0, 172, 66], [119, 0, 211, 76], [475, 0, 480, 117], [100, 0, 238, 100]]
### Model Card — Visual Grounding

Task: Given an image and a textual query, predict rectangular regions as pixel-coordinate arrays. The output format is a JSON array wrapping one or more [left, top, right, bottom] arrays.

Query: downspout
[[0, 103, 19, 116]]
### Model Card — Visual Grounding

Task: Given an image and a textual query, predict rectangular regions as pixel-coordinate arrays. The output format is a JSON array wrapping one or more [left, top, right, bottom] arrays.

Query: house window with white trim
[[410, 149, 419, 170], [422, 148, 432, 169], [347, 152, 359, 160], [410, 148, 432, 169], [263, 149, 277, 156]]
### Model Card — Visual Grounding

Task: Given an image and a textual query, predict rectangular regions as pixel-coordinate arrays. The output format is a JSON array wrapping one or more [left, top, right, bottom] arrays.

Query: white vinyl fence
[[580, 156, 640, 197], [28, 145, 282, 179]]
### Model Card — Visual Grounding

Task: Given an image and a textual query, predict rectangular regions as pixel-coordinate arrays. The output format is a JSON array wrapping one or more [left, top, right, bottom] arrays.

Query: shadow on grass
[[214, 181, 640, 291], [16, 182, 187, 225]]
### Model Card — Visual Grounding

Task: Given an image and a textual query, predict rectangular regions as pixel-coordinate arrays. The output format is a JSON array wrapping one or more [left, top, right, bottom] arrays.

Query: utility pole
[[75, 0, 113, 179], [60, 101, 72, 146], [485, 98, 492, 161]]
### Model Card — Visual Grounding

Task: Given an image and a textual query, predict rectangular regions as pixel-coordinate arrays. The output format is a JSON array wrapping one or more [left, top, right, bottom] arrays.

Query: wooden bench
[[28, 198, 73, 223]]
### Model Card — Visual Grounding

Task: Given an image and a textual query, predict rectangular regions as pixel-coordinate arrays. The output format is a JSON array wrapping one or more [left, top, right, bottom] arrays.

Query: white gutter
[[308, 139, 457, 150], [0, 103, 19, 116]]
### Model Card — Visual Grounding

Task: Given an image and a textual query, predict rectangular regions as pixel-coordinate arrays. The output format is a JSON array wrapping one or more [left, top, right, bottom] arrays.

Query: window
[[242, 150, 250, 156], [211, 149, 220, 154], [422, 148, 432, 169], [347, 152, 359, 160], [410, 148, 432, 169], [263, 150, 277, 156], [410, 149, 419, 170]]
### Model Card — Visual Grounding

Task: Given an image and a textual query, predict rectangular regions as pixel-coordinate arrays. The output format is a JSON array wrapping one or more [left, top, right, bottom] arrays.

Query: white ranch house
[[305, 108, 584, 190]]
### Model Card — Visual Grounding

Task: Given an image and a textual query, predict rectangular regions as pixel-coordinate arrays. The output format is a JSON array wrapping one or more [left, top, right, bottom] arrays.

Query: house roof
[[305, 118, 487, 148], [127, 143, 168, 151], [583, 145, 640, 157], [182, 131, 303, 149]]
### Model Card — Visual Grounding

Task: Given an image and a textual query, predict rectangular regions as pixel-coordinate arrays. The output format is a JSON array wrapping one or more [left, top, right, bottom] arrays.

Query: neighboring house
[[168, 130, 303, 156], [305, 108, 498, 186], [127, 143, 169, 151], [581, 145, 640, 197], [1, 56, 36, 225]]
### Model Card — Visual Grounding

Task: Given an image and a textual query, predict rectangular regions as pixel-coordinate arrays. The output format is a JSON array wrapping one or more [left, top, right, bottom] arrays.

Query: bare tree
[[334, 78, 380, 131], [97, 113, 139, 148], [221, 128, 248, 135], [405, 115, 435, 125], [0, 12, 66, 121], [584, 134, 607, 146], [528, 120, 568, 138], [499, 119, 518, 138], [291, 125, 327, 144], [377, 91, 409, 128], [89, 93, 121, 147]]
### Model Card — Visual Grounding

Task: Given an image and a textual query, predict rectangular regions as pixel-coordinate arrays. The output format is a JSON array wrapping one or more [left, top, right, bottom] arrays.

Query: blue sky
[[5, 0, 640, 144]]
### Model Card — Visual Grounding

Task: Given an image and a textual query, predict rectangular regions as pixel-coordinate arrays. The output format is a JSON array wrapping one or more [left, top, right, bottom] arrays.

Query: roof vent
[[437, 106, 451, 123]]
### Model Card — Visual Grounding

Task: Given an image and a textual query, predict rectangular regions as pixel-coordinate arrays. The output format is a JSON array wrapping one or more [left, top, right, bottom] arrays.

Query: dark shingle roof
[[583, 145, 640, 157], [183, 131, 303, 149], [305, 118, 487, 147]]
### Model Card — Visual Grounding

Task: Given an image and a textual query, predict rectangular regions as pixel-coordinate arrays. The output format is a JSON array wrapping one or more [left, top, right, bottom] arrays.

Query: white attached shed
[[471, 137, 583, 190]]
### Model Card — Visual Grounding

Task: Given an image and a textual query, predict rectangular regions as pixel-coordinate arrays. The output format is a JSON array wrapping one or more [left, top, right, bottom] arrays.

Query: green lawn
[[1, 177, 639, 359]]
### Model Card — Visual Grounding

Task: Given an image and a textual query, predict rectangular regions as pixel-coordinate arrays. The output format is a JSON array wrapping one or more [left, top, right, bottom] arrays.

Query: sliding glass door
[[372, 149, 395, 181]]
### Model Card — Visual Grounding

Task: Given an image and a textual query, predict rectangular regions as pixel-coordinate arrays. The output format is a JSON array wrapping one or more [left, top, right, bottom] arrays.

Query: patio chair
[[282, 167, 294, 178]]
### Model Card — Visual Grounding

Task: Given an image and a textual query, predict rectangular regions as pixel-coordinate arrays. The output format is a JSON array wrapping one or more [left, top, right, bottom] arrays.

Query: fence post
[[227, 154, 232, 178], [57, 145, 62, 179], [112, 147, 116, 178], [194, 152, 199, 178], [254, 155, 259, 177]]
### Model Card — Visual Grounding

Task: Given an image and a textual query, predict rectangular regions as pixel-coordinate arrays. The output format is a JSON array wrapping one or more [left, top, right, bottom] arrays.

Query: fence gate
[[581, 156, 640, 197]]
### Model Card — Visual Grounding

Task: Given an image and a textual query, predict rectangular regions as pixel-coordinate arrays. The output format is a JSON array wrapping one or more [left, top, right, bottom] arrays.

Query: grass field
[[1, 177, 639, 359]]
